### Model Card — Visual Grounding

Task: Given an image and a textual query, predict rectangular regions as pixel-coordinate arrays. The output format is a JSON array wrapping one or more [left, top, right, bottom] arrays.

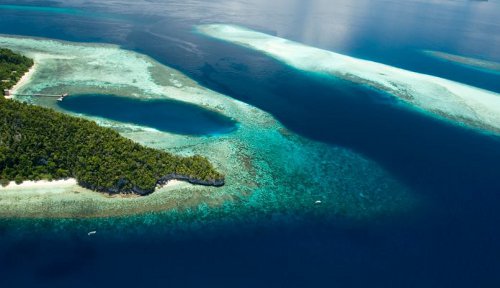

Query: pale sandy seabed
[[9, 62, 38, 96], [0, 34, 417, 220], [197, 25, 500, 134], [422, 50, 500, 75]]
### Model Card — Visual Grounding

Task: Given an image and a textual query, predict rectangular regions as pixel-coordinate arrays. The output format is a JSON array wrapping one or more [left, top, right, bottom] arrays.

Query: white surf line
[[197, 24, 500, 133]]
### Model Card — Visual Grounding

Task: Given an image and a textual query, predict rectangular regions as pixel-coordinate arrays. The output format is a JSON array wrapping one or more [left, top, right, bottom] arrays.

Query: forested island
[[0, 48, 224, 195], [0, 48, 33, 91]]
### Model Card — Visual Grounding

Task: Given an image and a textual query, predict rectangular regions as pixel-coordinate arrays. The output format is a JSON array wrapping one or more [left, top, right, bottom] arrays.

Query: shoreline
[[6, 61, 38, 98], [0, 34, 415, 219], [0, 178, 78, 190], [2, 58, 209, 196], [0, 178, 190, 193]]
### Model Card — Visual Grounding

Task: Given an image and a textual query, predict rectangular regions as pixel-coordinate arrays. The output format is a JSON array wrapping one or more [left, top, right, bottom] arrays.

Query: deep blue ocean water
[[58, 94, 237, 135], [1, 1, 500, 287]]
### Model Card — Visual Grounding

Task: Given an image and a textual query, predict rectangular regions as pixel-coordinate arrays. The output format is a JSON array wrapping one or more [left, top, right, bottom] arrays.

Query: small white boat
[[57, 97, 64, 102], [87, 230, 97, 236], [315, 200, 322, 204]]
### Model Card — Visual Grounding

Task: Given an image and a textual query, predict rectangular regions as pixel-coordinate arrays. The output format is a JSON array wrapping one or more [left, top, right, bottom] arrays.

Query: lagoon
[[58, 94, 237, 135]]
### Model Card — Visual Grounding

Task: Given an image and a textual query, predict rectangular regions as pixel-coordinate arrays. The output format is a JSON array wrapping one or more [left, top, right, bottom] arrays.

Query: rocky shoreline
[[79, 174, 225, 196]]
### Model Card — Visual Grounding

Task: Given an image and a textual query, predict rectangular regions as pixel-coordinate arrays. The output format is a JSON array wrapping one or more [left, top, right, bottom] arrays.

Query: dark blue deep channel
[[57, 94, 237, 135], [1, 1, 500, 288]]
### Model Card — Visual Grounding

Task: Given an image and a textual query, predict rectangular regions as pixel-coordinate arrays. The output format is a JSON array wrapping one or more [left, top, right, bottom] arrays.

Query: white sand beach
[[0, 178, 78, 191], [0, 178, 189, 192], [7, 62, 38, 98], [159, 179, 185, 189]]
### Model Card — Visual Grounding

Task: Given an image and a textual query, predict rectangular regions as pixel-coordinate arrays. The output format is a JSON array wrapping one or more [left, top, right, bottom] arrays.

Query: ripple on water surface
[[58, 94, 238, 135]]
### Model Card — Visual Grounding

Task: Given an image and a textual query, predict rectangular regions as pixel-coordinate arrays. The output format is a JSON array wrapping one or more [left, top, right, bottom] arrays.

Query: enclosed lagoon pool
[[57, 94, 237, 135]]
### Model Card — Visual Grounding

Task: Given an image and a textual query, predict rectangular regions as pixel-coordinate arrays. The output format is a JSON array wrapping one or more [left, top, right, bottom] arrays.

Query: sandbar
[[197, 24, 500, 134], [422, 50, 500, 75]]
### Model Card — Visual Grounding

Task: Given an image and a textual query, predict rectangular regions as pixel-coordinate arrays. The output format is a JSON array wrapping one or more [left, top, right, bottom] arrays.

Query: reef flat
[[197, 24, 500, 134], [422, 50, 500, 75], [0, 35, 415, 219]]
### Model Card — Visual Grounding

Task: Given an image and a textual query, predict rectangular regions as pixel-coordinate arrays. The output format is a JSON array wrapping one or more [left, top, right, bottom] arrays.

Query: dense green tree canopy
[[0, 49, 224, 194], [0, 48, 34, 91]]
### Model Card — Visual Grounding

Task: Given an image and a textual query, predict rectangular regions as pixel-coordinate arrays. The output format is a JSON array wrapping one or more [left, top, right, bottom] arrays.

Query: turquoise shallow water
[[0, 34, 413, 222], [0, 0, 500, 287]]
